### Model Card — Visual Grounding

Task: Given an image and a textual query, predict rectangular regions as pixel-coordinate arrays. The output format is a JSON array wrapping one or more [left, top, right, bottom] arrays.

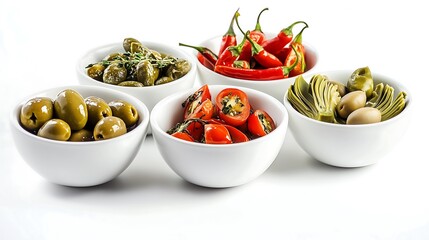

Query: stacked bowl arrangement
[[10, 8, 411, 188]]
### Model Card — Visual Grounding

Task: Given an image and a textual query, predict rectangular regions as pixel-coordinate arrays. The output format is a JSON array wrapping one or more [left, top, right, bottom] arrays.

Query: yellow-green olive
[[37, 119, 71, 141], [69, 129, 94, 142], [336, 91, 366, 119], [130, 42, 143, 53], [155, 76, 174, 85], [136, 60, 159, 86], [108, 100, 139, 127], [329, 80, 347, 97], [93, 116, 127, 140], [346, 107, 382, 125], [165, 59, 191, 80], [20, 97, 54, 132], [54, 89, 88, 131], [123, 38, 140, 52], [103, 52, 122, 61], [118, 81, 144, 87], [103, 63, 127, 85], [87, 64, 106, 81], [347, 66, 374, 98], [85, 96, 112, 127]]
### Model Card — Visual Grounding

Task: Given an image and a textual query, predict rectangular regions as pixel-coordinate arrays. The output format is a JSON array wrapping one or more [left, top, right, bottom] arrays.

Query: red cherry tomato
[[247, 109, 276, 137], [215, 88, 251, 126], [171, 132, 194, 142], [186, 120, 204, 142], [223, 125, 249, 143], [183, 85, 211, 119], [204, 124, 232, 144], [187, 99, 215, 120]]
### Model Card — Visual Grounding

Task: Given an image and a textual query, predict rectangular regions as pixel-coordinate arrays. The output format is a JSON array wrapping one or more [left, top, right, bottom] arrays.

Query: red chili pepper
[[250, 7, 268, 44], [284, 25, 308, 77], [179, 43, 218, 67], [216, 34, 247, 66], [218, 8, 239, 56], [235, 8, 268, 62], [214, 46, 298, 80], [233, 60, 250, 69], [274, 47, 291, 63], [197, 52, 215, 70], [243, 31, 283, 68], [261, 21, 307, 55]]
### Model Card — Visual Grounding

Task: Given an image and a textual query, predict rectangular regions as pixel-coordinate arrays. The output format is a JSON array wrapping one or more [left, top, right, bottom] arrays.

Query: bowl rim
[[150, 84, 288, 148], [10, 84, 150, 145], [194, 34, 319, 83], [283, 69, 413, 128], [75, 40, 197, 91]]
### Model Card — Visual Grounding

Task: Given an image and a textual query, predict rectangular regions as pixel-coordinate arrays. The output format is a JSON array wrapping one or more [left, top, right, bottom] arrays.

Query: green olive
[[155, 76, 174, 85], [103, 52, 122, 61], [150, 50, 162, 60], [84, 96, 112, 127], [87, 64, 106, 81], [136, 60, 159, 86], [103, 63, 127, 85], [346, 107, 382, 125], [37, 119, 71, 141], [123, 38, 140, 52], [118, 81, 144, 87], [54, 89, 88, 131], [93, 116, 127, 140], [69, 129, 94, 142], [108, 100, 139, 127], [347, 66, 374, 98], [130, 42, 143, 53], [336, 91, 366, 119], [165, 59, 191, 80], [329, 80, 347, 97], [20, 97, 54, 132]]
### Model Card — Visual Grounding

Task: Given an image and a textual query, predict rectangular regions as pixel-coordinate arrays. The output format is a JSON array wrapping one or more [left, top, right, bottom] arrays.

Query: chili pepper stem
[[179, 43, 218, 58], [254, 7, 269, 32]]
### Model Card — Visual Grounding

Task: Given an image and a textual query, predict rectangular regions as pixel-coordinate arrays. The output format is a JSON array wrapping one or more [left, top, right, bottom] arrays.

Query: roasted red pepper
[[284, 25, 308, 77], [214, 46, 298, 80], [261, 21, 307, 55], [179, 43, 218, 70], [218, 9, 239, 56]]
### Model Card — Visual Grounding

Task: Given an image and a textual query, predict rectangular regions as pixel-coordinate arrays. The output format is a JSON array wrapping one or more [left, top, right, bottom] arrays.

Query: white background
[[1, 0, 428, 239]]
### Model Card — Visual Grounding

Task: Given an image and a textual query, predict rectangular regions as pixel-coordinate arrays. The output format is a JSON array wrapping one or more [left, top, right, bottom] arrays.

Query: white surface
[[1, 0, 428, 239]]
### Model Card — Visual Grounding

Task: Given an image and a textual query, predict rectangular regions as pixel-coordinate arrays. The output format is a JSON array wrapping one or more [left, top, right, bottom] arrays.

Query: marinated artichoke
[[287, 74, 341, 123], [366, 83, 407, 121]]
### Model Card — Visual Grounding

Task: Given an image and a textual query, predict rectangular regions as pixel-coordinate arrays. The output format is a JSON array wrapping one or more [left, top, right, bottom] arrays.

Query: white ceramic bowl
[[76, 40, 197, 113], [150, 84, 288, 188], [283, 70, 412, 168], [195, 34, 319, 101], [10, 85, 150, 187]]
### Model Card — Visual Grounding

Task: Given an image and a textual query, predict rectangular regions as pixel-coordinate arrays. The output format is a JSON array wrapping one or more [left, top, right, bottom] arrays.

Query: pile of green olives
[[19, 89, 139, 141], [86, 38, 191, 87], [288, 66, 407, 125]]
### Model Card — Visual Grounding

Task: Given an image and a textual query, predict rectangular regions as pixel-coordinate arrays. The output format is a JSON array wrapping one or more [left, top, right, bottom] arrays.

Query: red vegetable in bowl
[[215, 88, 250, 126], [247, 109, 276, 137], [284, 25, 308, 77], [168, 85, 275, 144], [218, 9, 239, 56]]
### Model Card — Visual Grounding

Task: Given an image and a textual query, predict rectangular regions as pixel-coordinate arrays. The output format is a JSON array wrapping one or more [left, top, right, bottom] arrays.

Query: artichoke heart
[[366, 83, 407, 121], [287, 75, 341, 123]]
